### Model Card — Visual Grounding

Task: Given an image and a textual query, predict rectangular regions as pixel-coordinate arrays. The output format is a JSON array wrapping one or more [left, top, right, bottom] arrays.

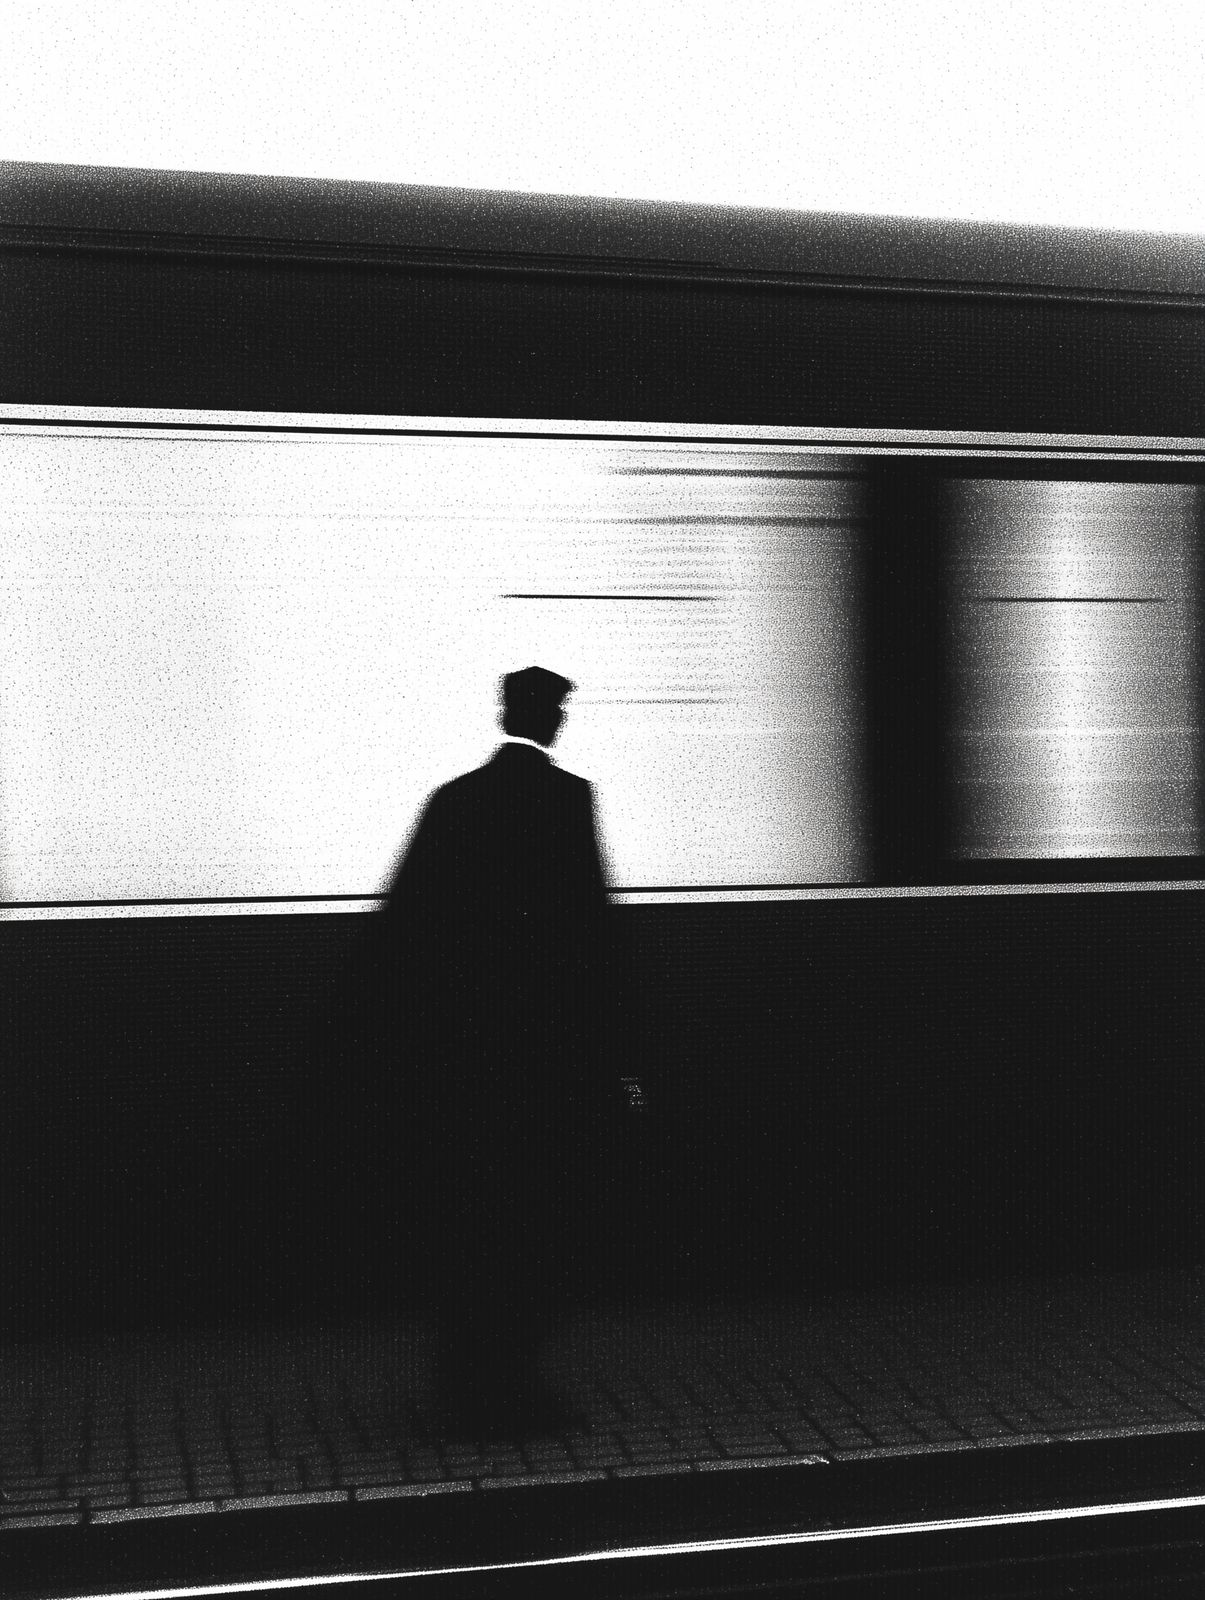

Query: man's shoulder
[[430, 751, 593, 802], [551, 762, 591, 792], [488, 745, 588, 787], [541, 762, 594, 809], [429, 756, 499, 796]]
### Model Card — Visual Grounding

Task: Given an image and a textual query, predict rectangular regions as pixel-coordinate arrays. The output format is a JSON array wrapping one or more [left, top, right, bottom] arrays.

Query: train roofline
[[4, 159, 1205, 302]]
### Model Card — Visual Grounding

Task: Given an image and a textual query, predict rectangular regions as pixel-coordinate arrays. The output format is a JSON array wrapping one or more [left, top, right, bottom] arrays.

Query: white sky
[[5, 0, 1205, 235]]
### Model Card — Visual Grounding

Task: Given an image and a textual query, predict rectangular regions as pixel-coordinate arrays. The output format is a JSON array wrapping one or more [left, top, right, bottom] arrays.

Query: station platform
[[3, 1264, 1202, 1529]]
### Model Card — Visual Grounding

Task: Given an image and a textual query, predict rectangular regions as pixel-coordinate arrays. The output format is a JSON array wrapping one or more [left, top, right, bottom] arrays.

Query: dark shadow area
[[8, 244, 1205, 436], [863, 462, 952, 886], [2, 885, 1201, 1345]]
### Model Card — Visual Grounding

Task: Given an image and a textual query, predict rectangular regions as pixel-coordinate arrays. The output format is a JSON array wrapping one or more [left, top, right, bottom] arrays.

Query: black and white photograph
[[2, 5, 1204, 1595]]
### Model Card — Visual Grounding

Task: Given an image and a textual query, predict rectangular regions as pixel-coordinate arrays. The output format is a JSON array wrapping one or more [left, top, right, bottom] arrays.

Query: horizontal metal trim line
[[5, 879, 1205, 913], [617, 882, 1205, 901], [5, 224, 1205, 311], [0, 885, 958, 906], [502, 594, 716, 601], [618, 468, 863, 478], [10, 409, 1205, 447], [0, 894, 373, 909], [54, 1493, 1205, 1599], [586, 515, 862, 524], [6, 417, 1205, 462], [971, 596, 1166, 603], [0, 889, 823, 908]]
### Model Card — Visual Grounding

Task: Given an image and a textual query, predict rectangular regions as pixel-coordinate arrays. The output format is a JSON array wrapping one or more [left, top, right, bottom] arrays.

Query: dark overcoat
[[374, 741, 621, 1300]]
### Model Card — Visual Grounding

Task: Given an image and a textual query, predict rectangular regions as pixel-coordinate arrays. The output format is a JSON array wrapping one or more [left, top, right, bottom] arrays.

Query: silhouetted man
[[379, 667, 619, 1436]]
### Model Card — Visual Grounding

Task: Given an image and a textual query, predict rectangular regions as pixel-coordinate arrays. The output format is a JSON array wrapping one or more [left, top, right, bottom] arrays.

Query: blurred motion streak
[[0, 430, 871, 908], [944, 480, 1200, 860]]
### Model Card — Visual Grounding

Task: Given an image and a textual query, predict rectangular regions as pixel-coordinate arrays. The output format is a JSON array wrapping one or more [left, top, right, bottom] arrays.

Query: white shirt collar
[[502, 736, 551, 754]]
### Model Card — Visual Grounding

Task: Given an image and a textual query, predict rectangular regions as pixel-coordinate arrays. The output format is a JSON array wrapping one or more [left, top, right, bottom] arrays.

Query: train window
[[0, 425, 871, 914], [943, 478, 1200, 862]]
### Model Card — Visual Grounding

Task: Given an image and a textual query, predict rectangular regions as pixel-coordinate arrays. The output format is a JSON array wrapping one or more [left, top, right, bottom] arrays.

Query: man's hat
[[501, 666, 574, 708]]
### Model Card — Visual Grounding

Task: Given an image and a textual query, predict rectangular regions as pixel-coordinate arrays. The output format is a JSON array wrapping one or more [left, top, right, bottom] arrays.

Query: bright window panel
[[0, 428, 870, 906]]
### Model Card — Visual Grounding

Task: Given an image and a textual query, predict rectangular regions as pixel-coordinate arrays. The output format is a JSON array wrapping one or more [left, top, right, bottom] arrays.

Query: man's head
[[500, 666, 574, 747]]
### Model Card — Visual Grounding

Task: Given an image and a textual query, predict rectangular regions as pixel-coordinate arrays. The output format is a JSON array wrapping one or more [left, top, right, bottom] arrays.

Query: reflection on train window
[[943, 480, 1200, 861]]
